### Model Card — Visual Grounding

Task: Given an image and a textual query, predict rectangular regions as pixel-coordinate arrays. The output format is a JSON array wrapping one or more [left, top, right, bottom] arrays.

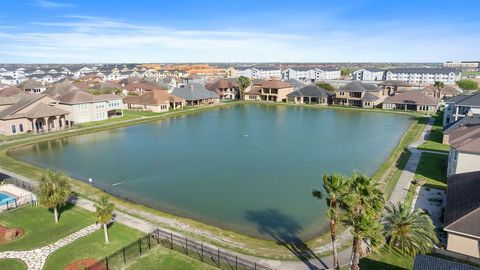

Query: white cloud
[[34, 0, 75, 9], [0, 15, 479, 63]]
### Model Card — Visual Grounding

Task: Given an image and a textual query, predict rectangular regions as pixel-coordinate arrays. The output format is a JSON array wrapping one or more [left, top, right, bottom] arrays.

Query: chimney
[[189, 84, 194, 91]]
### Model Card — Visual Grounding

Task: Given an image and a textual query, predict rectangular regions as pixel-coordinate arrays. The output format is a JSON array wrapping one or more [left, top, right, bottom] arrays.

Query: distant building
[[282, 67, 341, 82], [352, 68, 385, 81], [17, 79, 46, 93], [385, 68, 461, 85], [235, 66, 281, 79], [443, 61, 479, 71]]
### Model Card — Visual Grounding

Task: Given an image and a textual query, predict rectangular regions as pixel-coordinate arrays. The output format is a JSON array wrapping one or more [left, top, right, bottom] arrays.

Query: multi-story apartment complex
[[385, 68, 461, 85], [352, 68, 385, 81], [443, 61, 479, 71], [281, 67, 341, 82], [235, 66, 281, 79]]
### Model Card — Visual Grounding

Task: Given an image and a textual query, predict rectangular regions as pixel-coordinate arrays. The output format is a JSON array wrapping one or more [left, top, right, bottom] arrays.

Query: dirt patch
[[64, 258, 106, 270], [0, 225, 24, 244]]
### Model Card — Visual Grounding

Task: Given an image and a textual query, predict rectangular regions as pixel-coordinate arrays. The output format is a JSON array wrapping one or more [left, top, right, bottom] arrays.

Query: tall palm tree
[[343, 173, 385, 270], [312, 174, 350, 270], [37, 170, 71, 224], [383, 202, 438, 256], [95, 195, 115, 244]]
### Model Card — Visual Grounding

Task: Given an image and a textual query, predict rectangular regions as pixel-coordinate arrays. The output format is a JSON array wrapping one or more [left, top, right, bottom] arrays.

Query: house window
[[19, 124, 24, 132], [11, 125, 16, 134]]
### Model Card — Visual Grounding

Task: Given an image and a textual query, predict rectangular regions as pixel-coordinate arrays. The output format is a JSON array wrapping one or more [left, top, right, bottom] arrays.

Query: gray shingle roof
[[362, 92, 380, 102], [171, 84, 219, 101], [444, 116, 480, 133], [413, 254, 480, 270], [447, 92, 480, 107], [384, 91, 439, 105], [339, 81, 382, 92], [0, 94, 46, 119], [286, 84, 332, 98], [445, 170, 480, 238]]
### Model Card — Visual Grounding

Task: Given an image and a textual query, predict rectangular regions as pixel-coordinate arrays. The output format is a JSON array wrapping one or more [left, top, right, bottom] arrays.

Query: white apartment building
[[282, 68, 341, 82], [352, 68, 385, 81], [385, 68, 461, 85], [443, 61, 479, 71], [235, 67, 281, 79]]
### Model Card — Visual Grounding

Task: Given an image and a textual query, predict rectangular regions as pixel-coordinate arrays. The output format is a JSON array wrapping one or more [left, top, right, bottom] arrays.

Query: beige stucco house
[[446, 124, 480, 176], [244, 80, 293, 102], [444, 171, 480, 259], [382, 91, 439, 113], [0, 94, 70, 136], [286, 84, 333, 105], [334, 81, 386, 108], [56, 90, 123, 125], [205, 79, 239, 100], [123, 90, 185, 112]]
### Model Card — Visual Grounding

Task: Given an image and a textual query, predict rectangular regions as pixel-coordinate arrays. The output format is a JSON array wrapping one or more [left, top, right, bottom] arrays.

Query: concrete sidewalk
[[388, 118, 435, 205]]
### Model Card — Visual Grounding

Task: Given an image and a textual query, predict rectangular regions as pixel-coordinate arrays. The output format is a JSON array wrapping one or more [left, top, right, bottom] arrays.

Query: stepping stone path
[[0, 224, 101, 270]]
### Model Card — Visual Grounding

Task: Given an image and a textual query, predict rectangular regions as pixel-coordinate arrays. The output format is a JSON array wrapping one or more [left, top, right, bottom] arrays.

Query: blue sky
[[0, 0, 479, 63]]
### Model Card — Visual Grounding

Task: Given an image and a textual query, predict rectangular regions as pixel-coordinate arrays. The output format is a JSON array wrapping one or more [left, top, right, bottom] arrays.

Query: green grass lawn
[[0, 205, 95, 251], [0, 259, 26, 270], [414, 152, 448, 188], [418, 112, 450, 153], [359, 248, 414, 270], [125, 246, 218, 270], [44, 223, 144, 270]]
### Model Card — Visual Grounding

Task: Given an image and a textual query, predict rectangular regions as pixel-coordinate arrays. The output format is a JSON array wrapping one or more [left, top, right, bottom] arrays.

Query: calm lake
[[12, 104, 412, 240]]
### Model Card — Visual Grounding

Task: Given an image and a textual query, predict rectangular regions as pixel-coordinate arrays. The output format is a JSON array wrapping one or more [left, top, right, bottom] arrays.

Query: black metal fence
[[87, 228, 274, 270], [3, 177, 37, 192], [0, 177, 37, 212]]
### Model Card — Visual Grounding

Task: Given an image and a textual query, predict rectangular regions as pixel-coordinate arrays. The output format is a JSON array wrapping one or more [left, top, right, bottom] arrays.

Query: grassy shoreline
[[0, 101, 427, 260]]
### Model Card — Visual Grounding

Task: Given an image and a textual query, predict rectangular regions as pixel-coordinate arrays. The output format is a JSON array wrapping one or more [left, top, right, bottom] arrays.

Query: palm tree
[[95, 195, 115, 244], [343, 173, 385, 270], [383, 202, 438, 256], [312, 174, 350, 270], [36, 170, 71, 224], [237, 76, 250, 99], [434, 81, 445, 89]]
